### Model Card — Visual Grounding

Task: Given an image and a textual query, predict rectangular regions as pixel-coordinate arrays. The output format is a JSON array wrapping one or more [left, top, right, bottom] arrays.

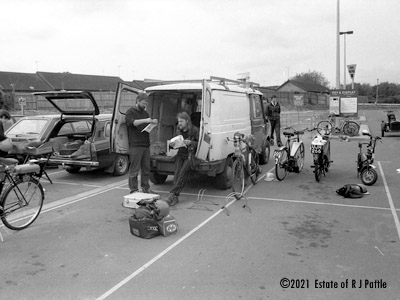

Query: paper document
[[170, 135, 186, 149], [141, 123, 157, 133]]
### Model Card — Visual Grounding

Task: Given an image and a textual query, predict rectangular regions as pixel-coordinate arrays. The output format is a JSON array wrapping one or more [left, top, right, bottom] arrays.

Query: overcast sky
[[1, 0, 399, 87]]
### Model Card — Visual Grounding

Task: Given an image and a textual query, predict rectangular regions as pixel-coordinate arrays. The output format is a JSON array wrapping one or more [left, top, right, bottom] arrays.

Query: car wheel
[[65, 166, 81, 174], [215, 157, 233, 190], [150, 172, 168, 184], [113, 154, 129, 176]]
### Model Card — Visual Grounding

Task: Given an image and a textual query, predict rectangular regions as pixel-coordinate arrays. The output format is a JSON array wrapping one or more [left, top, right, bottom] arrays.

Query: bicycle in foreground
[[227, 132, 261, 199], [310, 127, 332, 182], [0, 157, 46, 231], [316, 113, 360, 136], [357, 130, 381, 186], [273, 127, 307, 181]]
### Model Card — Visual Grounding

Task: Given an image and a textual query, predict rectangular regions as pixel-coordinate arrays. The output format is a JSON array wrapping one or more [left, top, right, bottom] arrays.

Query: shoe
[[142, 189, 156, 194], [277, 142, 283, 147], [166, 193, 179, 206], [270, 139, 274, 146], [130, 189, 139, 194]]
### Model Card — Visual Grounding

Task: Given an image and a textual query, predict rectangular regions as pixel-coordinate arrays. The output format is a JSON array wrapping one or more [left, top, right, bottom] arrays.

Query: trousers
[[128, 146, 150, 192], [170, 156, 191, 196]]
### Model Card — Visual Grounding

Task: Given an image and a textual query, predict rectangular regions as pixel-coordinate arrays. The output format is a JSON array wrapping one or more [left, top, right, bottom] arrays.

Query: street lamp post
[[340, 30, 353, 89]]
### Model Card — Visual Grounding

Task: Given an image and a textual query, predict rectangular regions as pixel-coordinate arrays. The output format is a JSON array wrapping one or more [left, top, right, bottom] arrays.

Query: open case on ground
[[122, 192, 160, 209]]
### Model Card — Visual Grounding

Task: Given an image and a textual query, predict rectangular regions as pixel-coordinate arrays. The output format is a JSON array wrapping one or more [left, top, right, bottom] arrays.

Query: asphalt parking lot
[[1, 109, 399, 300]]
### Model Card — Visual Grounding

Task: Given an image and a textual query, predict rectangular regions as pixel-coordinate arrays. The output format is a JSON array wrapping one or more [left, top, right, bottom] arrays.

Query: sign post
[[18, 97, 26, 115], [347, 64, 356, 89]]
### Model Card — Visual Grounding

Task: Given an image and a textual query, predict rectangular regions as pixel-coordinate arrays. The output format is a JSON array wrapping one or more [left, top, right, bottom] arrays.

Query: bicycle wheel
[[294, 143, 305, 173], [275, 149, 289, 181], [343, 121, 360, 136], [316, 121, 333, 135], [249, 150, 260, 185], [231, 159, 245, 199], [314, 158, 323, 182], [1, 177, 44, 230]]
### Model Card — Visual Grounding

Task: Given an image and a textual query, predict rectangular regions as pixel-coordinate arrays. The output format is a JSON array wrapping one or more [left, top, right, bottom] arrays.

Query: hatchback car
[[6, 91, 129, 176]]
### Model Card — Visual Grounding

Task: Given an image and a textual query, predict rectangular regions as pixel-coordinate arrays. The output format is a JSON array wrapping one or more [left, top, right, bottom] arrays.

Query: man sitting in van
[[165, 112, 199, 206]]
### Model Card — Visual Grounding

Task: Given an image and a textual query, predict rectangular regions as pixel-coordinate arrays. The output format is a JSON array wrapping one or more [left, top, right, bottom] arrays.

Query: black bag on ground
[[129, 206, 160, 239], [336, 184, 368, 198]]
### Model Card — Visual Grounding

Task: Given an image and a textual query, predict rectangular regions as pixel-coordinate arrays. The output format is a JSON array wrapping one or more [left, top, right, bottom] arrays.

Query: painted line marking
[[378, 161, 400, 240]]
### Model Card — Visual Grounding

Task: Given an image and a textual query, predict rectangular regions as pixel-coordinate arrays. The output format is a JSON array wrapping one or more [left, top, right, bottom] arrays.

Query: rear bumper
[[48, 158, 99, 167]]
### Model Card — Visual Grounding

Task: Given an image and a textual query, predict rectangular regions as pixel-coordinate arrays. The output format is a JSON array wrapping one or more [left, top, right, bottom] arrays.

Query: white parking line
[[378, 161, 400, 240]]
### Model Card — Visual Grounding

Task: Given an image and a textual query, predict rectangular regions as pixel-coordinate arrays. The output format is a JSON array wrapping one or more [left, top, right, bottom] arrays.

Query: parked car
[[6, 91, 129, 176], [111, 78, 270, 190]]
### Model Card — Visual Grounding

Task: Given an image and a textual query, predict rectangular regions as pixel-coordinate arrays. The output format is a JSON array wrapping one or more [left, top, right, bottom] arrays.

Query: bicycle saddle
[[283, 132, 294, 137]]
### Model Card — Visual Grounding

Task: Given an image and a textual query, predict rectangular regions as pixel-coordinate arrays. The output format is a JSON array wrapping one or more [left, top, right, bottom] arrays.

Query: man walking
[[266, 95, 282, 147], [126, 92, 158, 193]]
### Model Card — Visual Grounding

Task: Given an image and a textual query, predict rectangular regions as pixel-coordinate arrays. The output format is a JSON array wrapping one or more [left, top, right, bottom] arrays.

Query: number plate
[[311, 145, 322, 154], [273, 150, 282, 159]]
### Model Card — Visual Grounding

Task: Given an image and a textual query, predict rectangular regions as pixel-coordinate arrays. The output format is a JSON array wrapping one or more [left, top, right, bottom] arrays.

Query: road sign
[[347, 64, 357, 79], [18, 97, 26, 106], [293, 95, 304, 107]]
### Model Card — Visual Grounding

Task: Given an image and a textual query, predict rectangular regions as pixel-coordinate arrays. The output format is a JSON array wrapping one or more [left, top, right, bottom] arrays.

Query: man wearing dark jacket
[[166, 112, 199, 206], [125, 92, 158, 193], [266, 95, 282, 147]]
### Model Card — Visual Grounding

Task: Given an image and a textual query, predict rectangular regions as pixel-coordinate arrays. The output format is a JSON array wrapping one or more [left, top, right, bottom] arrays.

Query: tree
[[291, 70, 330, 88]]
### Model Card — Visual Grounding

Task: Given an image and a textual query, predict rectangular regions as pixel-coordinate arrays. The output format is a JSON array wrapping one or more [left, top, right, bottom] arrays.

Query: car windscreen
[[6, 119, 49, 137]]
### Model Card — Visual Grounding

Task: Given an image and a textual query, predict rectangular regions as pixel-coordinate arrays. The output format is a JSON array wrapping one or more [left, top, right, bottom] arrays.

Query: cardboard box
[[122, 192, 160, 209]]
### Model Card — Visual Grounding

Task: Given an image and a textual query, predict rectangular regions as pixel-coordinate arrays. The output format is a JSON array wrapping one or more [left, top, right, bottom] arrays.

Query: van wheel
[[66, 166, 81, 174], [259, 141, 270, 165], [113, 154, 129, 176], [215, 157, 233, 190], [150, 172, 168, 184]]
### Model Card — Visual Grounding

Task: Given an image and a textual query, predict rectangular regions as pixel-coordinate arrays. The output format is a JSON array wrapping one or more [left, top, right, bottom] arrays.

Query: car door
[[195, 79, 212, 160], [111, 82, 142, 155]]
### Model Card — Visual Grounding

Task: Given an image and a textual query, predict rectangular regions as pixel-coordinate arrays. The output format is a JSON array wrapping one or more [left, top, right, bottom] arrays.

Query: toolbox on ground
[[122, 192, 160, 209]]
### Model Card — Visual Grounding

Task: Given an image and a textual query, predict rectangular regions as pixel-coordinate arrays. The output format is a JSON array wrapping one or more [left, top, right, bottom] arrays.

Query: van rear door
[[111, 82, 141, 154], [196, 79, 212, 160]]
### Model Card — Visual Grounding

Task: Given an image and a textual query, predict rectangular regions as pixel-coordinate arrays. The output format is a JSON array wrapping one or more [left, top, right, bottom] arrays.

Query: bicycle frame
[[274, 127, 306, 179]]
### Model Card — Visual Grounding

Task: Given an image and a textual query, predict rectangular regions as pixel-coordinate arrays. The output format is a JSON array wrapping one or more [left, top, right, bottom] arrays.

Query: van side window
[[251, 95, 263, 119]]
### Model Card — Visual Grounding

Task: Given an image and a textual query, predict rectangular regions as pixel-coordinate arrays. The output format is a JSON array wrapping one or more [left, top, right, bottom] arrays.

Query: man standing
[[266, 95, 282, 147], [166, 112, 199, 206], [126, 92, 158, 193]]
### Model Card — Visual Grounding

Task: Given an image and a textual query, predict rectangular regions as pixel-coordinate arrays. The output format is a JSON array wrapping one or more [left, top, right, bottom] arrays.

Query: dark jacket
[[125, 106, 150, 147], [175, 126, 199, 159], [266, 102, 281, 121]]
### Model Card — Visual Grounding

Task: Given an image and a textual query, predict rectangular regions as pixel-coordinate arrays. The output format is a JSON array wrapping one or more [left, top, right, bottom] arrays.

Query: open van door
[[111, 82, 142, 155], [196, 79, 212, 160]]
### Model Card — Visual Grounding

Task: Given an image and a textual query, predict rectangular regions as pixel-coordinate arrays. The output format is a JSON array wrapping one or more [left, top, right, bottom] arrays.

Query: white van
[[111, 77, 270, 189]]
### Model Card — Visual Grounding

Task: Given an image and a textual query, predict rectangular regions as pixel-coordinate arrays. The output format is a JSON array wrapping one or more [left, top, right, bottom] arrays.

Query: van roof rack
[[145, 76, 260, 90]]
